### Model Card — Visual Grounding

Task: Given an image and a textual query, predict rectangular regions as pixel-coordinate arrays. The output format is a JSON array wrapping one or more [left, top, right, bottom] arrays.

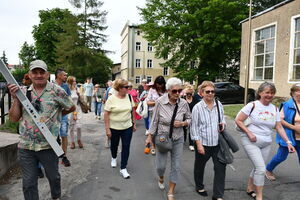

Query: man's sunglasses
[[171, 89, 183, 94], [204, 90, 215, 94], [32, 98, 41, 112]]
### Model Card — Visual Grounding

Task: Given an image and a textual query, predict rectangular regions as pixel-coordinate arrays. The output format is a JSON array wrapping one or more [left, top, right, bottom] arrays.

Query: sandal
[[196, 189, 208, 196], [247, 191, 256, 199], [167, 193, 175, 200], [265, 171, 276, 181]]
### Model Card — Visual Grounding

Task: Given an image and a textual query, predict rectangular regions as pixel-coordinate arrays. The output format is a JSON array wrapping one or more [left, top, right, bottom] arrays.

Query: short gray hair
[[166, 77, 182, 90], [256, 82, 276, 100]]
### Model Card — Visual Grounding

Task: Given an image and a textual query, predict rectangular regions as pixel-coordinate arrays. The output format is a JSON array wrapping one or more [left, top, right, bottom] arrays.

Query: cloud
[[0, 0, 145, 64]]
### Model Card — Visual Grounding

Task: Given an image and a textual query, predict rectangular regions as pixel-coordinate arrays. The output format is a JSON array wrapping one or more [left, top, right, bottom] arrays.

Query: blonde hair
[[199, 81, 215, 92], [113, 78, 128, 91], [67, 76, 76, 90], [184, 85, 194, 93]]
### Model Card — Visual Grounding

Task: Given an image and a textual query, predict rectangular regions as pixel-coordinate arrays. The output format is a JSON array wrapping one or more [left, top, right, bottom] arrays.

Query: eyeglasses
[[205, 90, 215, 94], [171, 89, 183, 94], [186, 93, 192, 96], [32, 98, 41, 112], [122, 86, 129, 89]]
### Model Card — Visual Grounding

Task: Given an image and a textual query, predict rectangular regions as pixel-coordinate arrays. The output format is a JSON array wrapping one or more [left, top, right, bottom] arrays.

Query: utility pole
[[244, 0, 253, 105]]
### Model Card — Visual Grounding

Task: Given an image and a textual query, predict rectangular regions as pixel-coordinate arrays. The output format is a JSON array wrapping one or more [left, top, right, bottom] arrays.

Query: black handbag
[[155, 100, 179, 153]]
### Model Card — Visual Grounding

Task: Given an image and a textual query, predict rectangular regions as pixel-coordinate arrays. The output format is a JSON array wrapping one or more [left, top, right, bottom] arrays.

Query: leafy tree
[[140, 0, 248, 83], [32, 8, 73, 71], [253, 0, 286, 14], [0, 51, 8, 66], [55, 6, 112, 84], [18, 42, 36, 68], [68, 0, 108, 52]]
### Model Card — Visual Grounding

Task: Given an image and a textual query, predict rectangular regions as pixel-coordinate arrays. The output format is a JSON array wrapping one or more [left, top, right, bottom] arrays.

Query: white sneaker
[[189, 145, 195, 151], [145, 130, 149, 136], [111, 158, 117, 168], [120, 168, 130, 179]]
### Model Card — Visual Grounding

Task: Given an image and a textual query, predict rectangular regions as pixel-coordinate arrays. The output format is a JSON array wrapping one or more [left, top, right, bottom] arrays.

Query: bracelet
[[286, 140, 292, 144]]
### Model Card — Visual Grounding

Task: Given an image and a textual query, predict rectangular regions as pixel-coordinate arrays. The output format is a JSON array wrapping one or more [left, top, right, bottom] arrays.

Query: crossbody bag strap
[[128, 94, 134, 126], [169, 99, 180, 138], [26, 86, 32, 102], [215, 99, 221, 124], [292, 98, 300, 115]]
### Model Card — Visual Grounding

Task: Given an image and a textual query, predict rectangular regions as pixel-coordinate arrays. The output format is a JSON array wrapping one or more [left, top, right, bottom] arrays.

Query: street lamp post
[[244, 0, 253, 105]]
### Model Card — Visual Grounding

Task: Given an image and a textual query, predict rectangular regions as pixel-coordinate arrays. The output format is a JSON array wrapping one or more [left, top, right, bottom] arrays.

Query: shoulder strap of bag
[[215, 99, 221, 124], [169, 99, 180, 138], [292, 98, 300, 115], [128, 94, 134, 126], [249, 102, 255, 116], [26, 86, 32, 102]]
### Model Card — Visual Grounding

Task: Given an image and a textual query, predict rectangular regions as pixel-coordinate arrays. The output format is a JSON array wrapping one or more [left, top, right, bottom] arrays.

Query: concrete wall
[[240, 0, 300, 97], [0, 132, 19, 178]]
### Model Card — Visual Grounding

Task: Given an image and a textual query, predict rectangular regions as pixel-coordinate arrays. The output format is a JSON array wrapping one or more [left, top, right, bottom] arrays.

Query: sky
[[0, 0, 146, 65]]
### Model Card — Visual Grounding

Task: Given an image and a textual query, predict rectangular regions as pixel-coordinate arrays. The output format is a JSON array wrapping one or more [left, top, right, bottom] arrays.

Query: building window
[[148, 43, 153, 52], [163, 67, 169, 76], [135, 59, 141, 68], [292, 18, 300, 80], [135, 76, 141, 84], [146, 76, 152, 83], [147, 59, 153, 68], [137, 30, 140, 35], [253, 25, 276, 80], [136, 42, 141, 51]]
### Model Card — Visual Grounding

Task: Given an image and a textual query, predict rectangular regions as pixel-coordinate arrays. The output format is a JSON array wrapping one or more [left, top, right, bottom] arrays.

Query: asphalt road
[[0, 112, 299, 200]]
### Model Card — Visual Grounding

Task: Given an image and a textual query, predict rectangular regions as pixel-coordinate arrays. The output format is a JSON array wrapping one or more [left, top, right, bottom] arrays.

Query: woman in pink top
[[146, 76, 167, 155], [127, 82, 141, 120]]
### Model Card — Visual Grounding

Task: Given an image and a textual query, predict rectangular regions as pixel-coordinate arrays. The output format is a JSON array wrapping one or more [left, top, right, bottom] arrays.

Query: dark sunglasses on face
[[32, 98, 41, 112], [171, 89, 183, 94], [205, 90, 215, 94], [186, 93, 192, 96], [122, 86, 129, 89]]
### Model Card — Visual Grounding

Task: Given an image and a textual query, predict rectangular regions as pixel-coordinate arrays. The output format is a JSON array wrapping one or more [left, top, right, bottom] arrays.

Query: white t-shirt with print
[[240, 100, 280, 142]]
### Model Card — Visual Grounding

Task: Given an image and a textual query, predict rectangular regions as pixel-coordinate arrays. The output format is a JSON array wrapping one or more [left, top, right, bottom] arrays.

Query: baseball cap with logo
[[29, 60, 48, 71]]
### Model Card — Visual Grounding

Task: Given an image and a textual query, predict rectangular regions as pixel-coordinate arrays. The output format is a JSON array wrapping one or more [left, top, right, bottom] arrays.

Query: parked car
[[214, 82, 255, 104]]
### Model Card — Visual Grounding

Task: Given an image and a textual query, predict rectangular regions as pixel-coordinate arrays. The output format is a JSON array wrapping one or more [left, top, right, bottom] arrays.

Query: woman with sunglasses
[[145, 77, 191, 200], [183, 85, 199, 151], [235, 82, 295, 200], [104, 78, 136, 179], [146, 75, 167, 155], [265, 83, 300, 181], [190, 81, 226, 200]]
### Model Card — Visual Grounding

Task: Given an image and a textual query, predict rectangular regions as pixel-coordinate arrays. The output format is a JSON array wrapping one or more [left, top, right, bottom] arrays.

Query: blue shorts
[[60, 115, 69, 137]]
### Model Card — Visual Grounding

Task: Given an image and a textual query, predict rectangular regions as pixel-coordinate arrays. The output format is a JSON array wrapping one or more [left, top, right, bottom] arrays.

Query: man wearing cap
[[55, 68, 72, 167], [8, 60, 75, 200]]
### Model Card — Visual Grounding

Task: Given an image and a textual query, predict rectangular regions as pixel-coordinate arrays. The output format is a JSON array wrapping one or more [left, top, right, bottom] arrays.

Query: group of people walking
[[6, 59, 299, 200], [104, 76, 299, 200]]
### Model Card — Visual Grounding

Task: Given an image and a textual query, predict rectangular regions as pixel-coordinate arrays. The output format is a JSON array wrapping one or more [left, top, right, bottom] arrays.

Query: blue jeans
[[110, 127, 133, 169], [143, 111, 150, 130], [60, 115, 69, 137], [94, 102, 102, 116], [266, 140, 300, 172]]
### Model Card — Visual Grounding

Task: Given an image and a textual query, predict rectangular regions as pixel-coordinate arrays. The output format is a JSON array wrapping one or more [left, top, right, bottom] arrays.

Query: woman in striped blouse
[[190, 81, 226, 200]]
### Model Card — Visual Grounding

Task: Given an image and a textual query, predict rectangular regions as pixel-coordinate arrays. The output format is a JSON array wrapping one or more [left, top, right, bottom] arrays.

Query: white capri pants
[[241, 136, 271, 186]]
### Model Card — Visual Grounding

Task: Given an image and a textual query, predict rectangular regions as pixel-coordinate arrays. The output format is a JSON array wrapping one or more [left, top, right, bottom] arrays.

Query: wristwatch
[[286, 140, 292, 144]]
